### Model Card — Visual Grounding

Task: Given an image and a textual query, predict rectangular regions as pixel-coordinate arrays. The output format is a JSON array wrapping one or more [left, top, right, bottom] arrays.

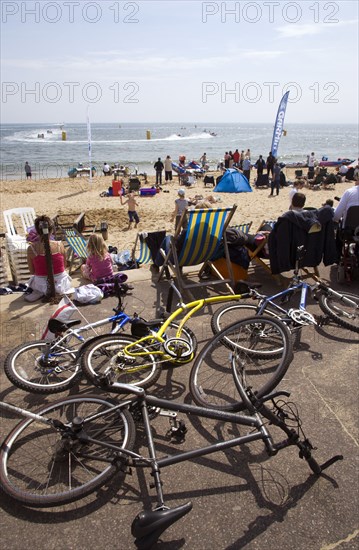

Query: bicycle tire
[[4, 340, 82, 394], [211, 302, 281, 335], [318, 290, 359, 333], [81, 335, 161, 389], [190, 316, 293, 411], [0, 395, 136, 506]]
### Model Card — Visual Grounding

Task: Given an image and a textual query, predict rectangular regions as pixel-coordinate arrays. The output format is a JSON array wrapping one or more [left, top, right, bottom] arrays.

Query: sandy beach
[[0, 168, 352, 262]]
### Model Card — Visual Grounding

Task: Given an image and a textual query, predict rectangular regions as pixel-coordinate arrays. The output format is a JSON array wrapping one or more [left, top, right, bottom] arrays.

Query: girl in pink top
[[81, 234, 114, 282]]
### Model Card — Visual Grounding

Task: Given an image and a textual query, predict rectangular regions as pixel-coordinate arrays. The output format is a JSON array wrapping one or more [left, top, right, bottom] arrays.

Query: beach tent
[[214, 169, 252, 193]]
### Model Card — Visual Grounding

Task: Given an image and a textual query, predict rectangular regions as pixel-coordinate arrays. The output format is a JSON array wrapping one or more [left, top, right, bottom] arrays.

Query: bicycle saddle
[[132, 501, 192, 549], [234, 281, 261, 294], [131, 318, 165, 338], [48, 318, 81, 333]]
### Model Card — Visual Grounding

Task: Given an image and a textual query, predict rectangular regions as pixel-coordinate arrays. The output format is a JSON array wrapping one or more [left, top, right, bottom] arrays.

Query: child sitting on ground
[[120, 192, 140, 228], [81, 234, 114, 282]]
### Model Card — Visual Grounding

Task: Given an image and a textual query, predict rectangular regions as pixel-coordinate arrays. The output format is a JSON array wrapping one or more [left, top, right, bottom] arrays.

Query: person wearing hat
[[171, 189, 189, 230]]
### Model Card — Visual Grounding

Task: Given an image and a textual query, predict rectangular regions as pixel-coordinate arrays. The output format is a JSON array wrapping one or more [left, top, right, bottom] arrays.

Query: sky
[[1, 0, 358, 123]]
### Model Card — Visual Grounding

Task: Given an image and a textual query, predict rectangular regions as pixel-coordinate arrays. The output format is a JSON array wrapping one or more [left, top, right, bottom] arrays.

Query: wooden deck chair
[[210, 222, 253, 283], [232, 222, 253, 235], [131, 233, 152, 266], [62, 228, 88, 274], [245, 220, 284, 285], [158, 205, 237, 297], [132, 231, 167, 266]]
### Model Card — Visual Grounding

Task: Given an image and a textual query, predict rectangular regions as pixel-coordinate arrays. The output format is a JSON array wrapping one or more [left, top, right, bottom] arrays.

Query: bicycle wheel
[[319, 290, 359, 333], [0, 395, 136, 506], [81, 335, 161, 389], [4, 340, 82, 394], [190, 316, 293, 411], [211, 302, 281, 335]]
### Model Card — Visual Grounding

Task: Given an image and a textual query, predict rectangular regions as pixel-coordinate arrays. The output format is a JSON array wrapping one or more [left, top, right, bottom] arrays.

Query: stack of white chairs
[[3, 208, 36, 284], [0, 247, 9, 287]]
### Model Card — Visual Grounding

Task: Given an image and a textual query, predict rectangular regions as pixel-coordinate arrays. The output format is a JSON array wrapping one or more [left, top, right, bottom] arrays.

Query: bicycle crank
[[288, 309, 317, 326]]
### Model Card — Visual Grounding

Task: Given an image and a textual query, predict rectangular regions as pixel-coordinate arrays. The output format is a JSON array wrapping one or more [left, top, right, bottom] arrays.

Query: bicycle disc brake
[[288, 308, 317, 326]]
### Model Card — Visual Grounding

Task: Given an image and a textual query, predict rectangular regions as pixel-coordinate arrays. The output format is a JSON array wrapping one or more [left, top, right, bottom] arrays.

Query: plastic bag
[[115, 250, 131, 265], [73, 284, 104, 304], [41, 296, 78, 340]]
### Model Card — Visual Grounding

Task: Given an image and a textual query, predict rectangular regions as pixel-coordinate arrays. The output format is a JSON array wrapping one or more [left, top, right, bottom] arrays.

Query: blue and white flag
[[271, 91, 290, 159], [86, 106, 92, 182]]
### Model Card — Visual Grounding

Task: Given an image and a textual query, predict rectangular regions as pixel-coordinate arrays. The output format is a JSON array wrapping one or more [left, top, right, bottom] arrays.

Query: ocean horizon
[[1, 122, 358, 180]]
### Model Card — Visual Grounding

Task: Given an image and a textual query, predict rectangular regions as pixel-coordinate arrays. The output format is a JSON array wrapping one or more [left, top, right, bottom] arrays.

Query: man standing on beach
[[25, 162, 32, 179], [242, 157, 251, 182], [307, 152, 316, 180], [254, 155, 266, 177], [266, 152, 275, 178], [154, 157, 164, 185], [164, 155, 173, 183], [232, 149, 240, 167], [269, 161, 281, 196]]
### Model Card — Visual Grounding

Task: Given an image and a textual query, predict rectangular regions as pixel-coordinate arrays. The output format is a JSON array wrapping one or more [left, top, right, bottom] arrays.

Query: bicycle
[[0, 339, 343, 549], [4, 281, 196, 394], [211, 246, 359, 344], [80, 283, 294, 406]]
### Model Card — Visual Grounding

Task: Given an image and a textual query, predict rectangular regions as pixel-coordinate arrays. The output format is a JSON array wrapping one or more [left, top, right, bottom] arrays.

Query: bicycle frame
[[255, 280, 312, 317], [40, 308, 135, 365], [122, 290, 248, 360]]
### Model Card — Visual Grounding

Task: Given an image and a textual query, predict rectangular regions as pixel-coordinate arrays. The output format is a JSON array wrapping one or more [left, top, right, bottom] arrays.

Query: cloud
[[277, 23, 324, 38], [277, 19, 358, 39], [241, 50, 283, 59]]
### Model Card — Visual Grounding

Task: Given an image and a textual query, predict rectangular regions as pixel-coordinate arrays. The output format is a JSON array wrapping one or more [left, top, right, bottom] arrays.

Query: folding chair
[[62, 228, 88, 274], [158, 205, 237, 297], [210, 221, 253, 282], [245, 220, 284, 285], [132, 231, 167, 267]]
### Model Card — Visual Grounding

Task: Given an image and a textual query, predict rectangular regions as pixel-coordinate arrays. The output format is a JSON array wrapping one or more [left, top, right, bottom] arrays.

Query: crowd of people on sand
[[14, 148, 359, 304], [12, 167, 358, 303]]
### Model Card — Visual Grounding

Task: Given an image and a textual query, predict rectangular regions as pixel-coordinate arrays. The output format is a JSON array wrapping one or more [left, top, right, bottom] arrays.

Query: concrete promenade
[[0, 264, 358, 550]]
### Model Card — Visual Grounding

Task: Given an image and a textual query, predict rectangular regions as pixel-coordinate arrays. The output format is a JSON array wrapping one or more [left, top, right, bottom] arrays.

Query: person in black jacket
[[268, 206, 337, 274], [154, 157, 164, 185]]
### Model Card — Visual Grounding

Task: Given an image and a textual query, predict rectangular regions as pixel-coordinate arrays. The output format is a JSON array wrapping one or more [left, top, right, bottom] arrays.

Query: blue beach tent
[[214, 169, 252, 193]]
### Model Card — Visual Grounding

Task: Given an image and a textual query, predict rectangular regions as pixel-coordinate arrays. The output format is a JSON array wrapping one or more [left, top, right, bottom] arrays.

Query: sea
[[1, 122, 358, 180]]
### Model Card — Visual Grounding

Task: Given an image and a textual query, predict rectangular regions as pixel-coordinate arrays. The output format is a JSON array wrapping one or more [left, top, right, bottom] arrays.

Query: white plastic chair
[[3, 208, 36, 239], [3, 208, 35, 284]]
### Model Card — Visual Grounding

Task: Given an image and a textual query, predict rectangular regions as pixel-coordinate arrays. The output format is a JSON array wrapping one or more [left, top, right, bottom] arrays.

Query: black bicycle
[[0, 316, 342, 550]]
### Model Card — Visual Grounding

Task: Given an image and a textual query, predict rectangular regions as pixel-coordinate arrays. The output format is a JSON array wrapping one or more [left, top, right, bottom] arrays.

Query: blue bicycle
[[211, 246, 359, 343], [4, 282, 196, 394]]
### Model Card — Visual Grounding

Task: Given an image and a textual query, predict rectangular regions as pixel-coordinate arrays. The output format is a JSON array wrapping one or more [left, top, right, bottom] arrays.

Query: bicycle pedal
[[167, 421, 187, 442], [317, 315, 330, 327]]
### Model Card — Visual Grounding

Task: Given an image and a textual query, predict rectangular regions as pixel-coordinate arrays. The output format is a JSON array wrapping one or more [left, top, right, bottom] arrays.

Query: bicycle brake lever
[[319, 455, 344, 471], [260, 390, 291, 404]]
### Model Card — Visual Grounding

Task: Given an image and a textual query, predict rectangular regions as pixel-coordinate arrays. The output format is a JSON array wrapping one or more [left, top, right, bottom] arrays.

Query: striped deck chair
[[63, 228, 88, 274], [158, 205, 237, 297], [131, 231, 166, 267]]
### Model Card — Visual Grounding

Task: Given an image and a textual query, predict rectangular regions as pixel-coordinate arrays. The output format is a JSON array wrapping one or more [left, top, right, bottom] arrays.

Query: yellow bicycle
[[81, 283, 293, 406]]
